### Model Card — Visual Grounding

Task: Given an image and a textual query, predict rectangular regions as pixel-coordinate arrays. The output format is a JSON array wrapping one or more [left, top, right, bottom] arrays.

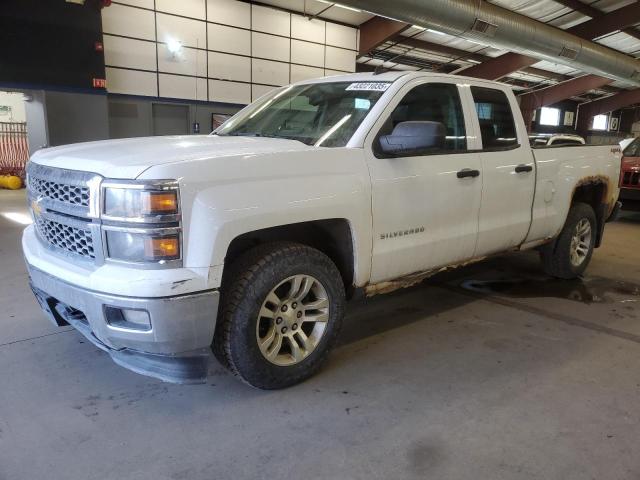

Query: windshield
[[214, 81, 390, 147]]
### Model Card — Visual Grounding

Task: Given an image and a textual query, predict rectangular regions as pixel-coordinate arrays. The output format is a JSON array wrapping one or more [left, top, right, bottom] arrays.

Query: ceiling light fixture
[[166, 38, 183, 55]]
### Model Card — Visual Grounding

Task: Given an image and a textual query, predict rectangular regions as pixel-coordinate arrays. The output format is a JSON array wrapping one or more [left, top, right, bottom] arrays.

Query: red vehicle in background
[[620, 138, 640, 206]]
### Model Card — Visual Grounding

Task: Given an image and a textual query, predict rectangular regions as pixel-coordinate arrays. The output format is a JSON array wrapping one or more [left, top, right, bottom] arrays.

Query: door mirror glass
[[379, 121, 446, 156]]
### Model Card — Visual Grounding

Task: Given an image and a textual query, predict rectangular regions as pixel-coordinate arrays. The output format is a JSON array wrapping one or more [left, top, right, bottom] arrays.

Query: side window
[[375, 83, 467, 156], [623, 138, 640, 157], [470, 86, 518, 150]]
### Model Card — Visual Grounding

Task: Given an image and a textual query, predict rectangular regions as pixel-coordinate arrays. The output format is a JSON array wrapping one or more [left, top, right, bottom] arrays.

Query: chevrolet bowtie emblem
[[31, 198, 43, 216]]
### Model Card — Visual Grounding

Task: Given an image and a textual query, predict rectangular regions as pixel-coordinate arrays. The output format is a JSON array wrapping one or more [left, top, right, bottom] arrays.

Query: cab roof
[[295, 71, 508, 88]]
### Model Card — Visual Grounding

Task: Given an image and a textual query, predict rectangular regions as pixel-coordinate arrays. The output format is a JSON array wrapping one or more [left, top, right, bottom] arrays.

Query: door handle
[[457, 168, 480, 179], [515, 164, 533, 173]]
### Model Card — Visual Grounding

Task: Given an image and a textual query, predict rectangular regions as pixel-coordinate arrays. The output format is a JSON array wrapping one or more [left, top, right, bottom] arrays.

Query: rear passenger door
[[470, 86, 536, 256], [365, 80, 482, 283]]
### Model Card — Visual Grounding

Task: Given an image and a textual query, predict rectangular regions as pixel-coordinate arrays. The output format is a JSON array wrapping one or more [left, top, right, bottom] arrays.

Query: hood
[[30, 135, 314, 179]]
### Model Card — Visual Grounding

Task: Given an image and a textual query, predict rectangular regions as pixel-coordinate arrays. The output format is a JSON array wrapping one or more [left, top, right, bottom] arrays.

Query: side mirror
[[379, 121, 446, 156]]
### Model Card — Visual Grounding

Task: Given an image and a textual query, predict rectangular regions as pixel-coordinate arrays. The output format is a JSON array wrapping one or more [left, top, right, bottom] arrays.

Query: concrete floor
[[1, 188, 640, 480]]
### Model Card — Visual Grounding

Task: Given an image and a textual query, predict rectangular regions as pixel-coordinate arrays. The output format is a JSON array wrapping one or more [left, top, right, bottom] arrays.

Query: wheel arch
[[570, 177, 611, 248], [223, 219, 357, 297]]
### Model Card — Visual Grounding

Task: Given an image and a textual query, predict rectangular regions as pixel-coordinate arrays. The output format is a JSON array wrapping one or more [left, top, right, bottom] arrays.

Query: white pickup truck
[[23, 72, 622, 389]]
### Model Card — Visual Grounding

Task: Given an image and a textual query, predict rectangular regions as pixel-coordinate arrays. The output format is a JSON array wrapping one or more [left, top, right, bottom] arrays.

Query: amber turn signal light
[[144, 235, 180, 260], [142, 191, 178, 215]]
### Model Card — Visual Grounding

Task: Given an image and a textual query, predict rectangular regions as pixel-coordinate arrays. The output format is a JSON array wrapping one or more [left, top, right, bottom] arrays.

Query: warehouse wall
[[23, 91, 109, 151], [45, 91, 109, 146], [102, 0, 359, 104], [107, 96, 240, 137]]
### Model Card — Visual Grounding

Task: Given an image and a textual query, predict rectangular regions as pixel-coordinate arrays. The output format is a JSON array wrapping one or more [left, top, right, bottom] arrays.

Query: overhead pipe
[[337, 0, 640, 86]]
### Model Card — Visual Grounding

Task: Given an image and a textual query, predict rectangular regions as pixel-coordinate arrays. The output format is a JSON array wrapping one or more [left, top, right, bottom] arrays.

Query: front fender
[[142, 148, 373, 289]]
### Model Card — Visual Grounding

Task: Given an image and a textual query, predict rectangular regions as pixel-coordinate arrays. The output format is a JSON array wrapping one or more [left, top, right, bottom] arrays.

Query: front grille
[[27, 163, 100, 261], [34, 215, 95, 259], [28, 176, 90, 207], [622, 171, 639, 187]]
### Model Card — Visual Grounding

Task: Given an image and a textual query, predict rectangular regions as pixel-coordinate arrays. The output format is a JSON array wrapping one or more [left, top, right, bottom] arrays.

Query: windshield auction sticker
[[346, 82, 391, 91]]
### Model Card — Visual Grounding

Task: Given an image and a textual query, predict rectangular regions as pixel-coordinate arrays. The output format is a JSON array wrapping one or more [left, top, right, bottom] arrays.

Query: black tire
[[540, 202, 597, 279], [213, 242, 345, 389]]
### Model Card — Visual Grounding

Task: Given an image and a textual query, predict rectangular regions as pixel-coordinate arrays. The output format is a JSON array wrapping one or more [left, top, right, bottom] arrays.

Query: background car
[[620, 137, 640, 208], [529, 133, 586, 147]]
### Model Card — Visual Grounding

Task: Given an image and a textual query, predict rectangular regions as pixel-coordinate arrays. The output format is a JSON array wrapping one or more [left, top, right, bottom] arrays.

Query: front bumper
[[27, 265, 219, 384]]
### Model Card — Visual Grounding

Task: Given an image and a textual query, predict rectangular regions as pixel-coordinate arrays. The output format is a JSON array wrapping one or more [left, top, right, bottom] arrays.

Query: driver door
[[365, 79, 482, 283]]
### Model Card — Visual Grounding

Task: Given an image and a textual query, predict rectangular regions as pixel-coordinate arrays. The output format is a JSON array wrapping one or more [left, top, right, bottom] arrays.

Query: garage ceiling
[[258, 0, 640, 100]]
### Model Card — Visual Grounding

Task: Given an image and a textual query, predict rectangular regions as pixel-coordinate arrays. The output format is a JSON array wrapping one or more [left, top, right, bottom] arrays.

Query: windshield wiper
[[221, 132, 311, 145]]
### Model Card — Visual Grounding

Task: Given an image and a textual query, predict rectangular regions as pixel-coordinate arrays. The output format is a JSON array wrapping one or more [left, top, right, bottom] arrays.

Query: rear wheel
[[213, 242, 345, 389], [540, 202, 597, 279]]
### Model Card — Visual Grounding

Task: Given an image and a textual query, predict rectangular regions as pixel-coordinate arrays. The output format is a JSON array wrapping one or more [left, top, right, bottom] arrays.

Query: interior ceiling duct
[[339, 0, 640, 86]]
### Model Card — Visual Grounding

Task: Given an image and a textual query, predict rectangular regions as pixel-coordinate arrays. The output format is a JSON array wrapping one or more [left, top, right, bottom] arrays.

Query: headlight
[[103, 182, 179, 221], [105, 229, 181, 263], [100, 180, 182, 266]]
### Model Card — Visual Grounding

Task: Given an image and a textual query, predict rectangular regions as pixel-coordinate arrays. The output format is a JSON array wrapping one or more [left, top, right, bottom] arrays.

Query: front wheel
[[213, 242, 345, 389], [540, 202, 597, 279]]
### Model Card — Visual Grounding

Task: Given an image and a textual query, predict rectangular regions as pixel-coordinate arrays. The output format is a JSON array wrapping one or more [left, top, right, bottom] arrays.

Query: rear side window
[[375, 82, 467, 156], [471, 86, 518, 150]]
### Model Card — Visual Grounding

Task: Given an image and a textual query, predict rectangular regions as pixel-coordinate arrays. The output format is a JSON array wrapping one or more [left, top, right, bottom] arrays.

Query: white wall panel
[[106, 67, 158, 97], [114, 0, 154, 8], [252, 32, 289, 62], [325, 46, 355, 72], [102, 4, 155, 41], [104, 35, 156, 71], [208, 52, 250, 81], [156, 13, 207, 49], [159, 74, 207, 101], [291, 64, 324, 83], [158, 45, 207, 77], [207, 0, 250, 28], [156, 0, 205, 19], [326, 23, 357, 50], [252, 84, 276, 102], [208, 24, 250, 55], [209, 80, 251, 104], [291, 15, 325, 43], [291, 40, 324, 68], [324, 69, 349, 77], [251, 5, 290, 36], [252, 59, 289, 86], [103, 0, 356, 104]]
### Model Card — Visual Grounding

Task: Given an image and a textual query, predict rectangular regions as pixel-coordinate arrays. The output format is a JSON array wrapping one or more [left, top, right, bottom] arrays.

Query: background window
[[470, 86, 518, 150], [592, 114, 608, 131], [376, 83, 467, 155], [540, 107, 560, 126]]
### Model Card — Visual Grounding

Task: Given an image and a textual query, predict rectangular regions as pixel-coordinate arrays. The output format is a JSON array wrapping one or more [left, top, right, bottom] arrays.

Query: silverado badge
[[380, 226, 425, 240]]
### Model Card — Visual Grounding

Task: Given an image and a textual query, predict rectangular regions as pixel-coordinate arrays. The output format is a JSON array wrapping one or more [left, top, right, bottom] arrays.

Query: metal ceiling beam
[[359, 17, 411, 55], [397, 37, 571, 82], [555, 0, 640, 41], [567, 2, 640, 40], [577, 88, 640, 131], [553, 0, 602, 18], [520, 75, 614, 111], [458, 52, 539, 80]]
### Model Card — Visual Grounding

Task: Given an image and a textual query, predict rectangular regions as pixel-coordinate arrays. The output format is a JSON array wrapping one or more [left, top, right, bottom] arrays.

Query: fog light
[[104, 306, 151, 331]]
